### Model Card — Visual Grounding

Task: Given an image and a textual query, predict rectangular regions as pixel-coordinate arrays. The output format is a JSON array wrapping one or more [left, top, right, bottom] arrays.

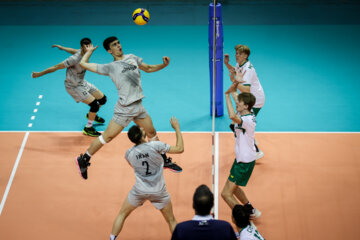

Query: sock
[[245, 202, 254, 211], [86, 120, 94, 128], [84, 151, 92, 162], [110, 234, 117, 240]]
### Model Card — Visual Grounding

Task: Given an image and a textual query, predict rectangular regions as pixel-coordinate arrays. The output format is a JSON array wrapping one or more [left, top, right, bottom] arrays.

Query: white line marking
[[28, 123, 32, 128], [33, 109, 38, 113], [214, 132, 219, 219], [0, 131, 30, 215]]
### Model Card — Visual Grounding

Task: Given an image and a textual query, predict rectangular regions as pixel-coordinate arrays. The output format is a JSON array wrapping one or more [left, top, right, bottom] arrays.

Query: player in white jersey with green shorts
[[75, 36, 182, 180], [32, 38, 107, 137], [109, 117, 184, 240], [232, 204, 265, 240], [221, 82, 261, 220], [224, 45, 265, 159]]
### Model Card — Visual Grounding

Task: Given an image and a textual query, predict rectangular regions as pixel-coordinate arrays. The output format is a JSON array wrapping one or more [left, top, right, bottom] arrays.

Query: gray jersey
[[97, 54, 144, 107], [63, 50, 86, 87], [125, 141, 170, 193]]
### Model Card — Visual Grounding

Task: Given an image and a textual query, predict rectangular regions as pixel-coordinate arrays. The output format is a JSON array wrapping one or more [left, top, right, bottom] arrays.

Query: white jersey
[[234, 113, 256, 163], [125, 141, 170, 193], [63, 50, 86, 88], [238, 224, 265, 240], [236, 60, 265, 108], [97, 54, 144, 107]]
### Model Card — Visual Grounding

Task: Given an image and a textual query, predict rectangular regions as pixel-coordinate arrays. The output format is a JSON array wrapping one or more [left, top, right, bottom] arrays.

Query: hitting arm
[[225, 82, 242, 125], [79, 44, 98, 73]]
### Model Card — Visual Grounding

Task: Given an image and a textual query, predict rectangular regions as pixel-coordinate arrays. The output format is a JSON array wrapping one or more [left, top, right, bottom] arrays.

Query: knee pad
[[98, 95, 107, 105], [88, 99, 100, 113]]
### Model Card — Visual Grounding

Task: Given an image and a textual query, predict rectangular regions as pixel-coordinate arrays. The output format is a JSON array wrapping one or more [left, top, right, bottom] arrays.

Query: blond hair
[[235, 44, 250, 58]]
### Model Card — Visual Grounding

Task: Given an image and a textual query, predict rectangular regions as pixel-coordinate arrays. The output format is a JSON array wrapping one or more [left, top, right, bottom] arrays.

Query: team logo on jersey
[[121, 62, 137, 73]]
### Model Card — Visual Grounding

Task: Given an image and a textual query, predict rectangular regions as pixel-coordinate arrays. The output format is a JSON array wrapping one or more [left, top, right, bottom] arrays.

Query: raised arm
[[79, 44, 98, 73], [32, 62, 66, 78], [139, 56, 170, 73], [52, 44, 78, 55], [225, 82, 242, 125], [224, 53, 235, 73], [168, 117, 184, 154]]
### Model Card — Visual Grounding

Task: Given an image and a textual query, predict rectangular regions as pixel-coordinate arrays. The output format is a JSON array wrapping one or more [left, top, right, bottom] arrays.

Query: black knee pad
[[98, 95, 107, 105], [89, 99, 100, 112]]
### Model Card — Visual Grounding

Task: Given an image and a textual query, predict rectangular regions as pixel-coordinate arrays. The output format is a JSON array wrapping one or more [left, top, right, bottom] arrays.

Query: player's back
[[125, 141, 170, 193]]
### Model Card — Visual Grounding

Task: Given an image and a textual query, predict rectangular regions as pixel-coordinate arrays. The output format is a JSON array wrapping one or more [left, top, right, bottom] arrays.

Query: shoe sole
[[250, 210, 262, 219], [255, 152, 264, 160], [164, 167, 182, 173], [74, 157, 86, 180]]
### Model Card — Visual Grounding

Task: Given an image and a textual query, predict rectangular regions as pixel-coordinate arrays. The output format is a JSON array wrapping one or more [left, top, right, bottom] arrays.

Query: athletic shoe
[[164, 157, 182, 173], [75, 154, 91, 180], [250, 208, 262, 219], [255, 150, 264, 160], [86, 114, 105, 124], [83, 127, 101, 137]]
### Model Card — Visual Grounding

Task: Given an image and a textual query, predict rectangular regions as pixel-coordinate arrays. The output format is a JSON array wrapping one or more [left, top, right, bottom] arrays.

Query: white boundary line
[[214, 132, 219, 219], [0, 131, 30, 216], [0, 130, 359, 134]]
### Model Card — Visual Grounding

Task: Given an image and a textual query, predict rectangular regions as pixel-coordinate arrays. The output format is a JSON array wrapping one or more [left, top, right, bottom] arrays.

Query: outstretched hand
[[170, 117, 180, 130], [84, 44, 98, 53], [31, 72, 41, 78], [163, 56, 170, 66], [52, 44, 62, 50], [224, 53, 230, 65]]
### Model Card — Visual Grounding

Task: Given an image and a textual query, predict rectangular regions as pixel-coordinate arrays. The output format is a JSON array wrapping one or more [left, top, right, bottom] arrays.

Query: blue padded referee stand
[[209, 2, 223, 117]]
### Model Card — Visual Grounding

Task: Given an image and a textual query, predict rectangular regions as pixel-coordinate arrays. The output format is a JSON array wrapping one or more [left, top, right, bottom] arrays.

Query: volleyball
[[132, 8, 150, 25]]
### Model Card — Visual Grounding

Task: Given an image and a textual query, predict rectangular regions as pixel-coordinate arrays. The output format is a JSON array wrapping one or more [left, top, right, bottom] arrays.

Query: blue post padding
[[209, 3, 223, 117]]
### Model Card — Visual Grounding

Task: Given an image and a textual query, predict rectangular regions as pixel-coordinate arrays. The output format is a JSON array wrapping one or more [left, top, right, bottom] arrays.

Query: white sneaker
[[255, 150, 264, 160], [250, 208, 262, 219]]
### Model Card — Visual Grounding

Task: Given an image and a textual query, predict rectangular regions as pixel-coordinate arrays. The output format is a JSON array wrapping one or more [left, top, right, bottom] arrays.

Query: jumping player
[[75, 36, 182, 180], [32, 38, 107, 137]]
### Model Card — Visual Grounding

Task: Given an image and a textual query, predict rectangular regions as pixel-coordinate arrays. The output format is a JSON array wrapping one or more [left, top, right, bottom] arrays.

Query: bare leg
[[87, 120, 124, 155], [159, 201, 177, 233], [111, 197, 137, 236], [134, 115, 158, 140], [234, 186, 250, 205], [221, 180, 246, 209], [82, 95, 96, 121]]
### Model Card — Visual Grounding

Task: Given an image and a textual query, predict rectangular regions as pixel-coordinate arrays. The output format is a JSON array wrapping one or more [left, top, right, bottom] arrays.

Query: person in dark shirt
[[171, 184, 237, 240]]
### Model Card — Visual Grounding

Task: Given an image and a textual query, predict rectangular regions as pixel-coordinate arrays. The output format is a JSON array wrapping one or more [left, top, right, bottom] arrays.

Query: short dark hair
[[237, 92, 256, 111], [232, 204, 252, 228], [127, 125, 143, 144], [103, 36, 118, 50], [192, 184, 214, 216], [80, 38, 91, 47]]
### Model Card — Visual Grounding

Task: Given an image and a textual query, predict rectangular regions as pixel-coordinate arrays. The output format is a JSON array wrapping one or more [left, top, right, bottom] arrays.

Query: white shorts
[[112, 100, 148, 127], [127, 186, 171, 210], [65, 81, 99, 103]]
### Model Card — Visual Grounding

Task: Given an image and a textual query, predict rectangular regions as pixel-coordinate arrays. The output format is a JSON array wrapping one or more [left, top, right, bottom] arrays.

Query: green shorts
[[228, 159, 255, 186]]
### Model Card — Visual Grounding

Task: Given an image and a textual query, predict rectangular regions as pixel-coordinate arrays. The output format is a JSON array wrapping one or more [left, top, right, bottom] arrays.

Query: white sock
[[86, 120, 94, 128], [110, 234, 117, 240]]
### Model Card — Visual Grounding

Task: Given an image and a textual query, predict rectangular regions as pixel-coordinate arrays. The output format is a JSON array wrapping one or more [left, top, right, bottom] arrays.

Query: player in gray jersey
[[109, 117, 184, 240], [75, 36, 182, 180], [32, 38, 107, 137]]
